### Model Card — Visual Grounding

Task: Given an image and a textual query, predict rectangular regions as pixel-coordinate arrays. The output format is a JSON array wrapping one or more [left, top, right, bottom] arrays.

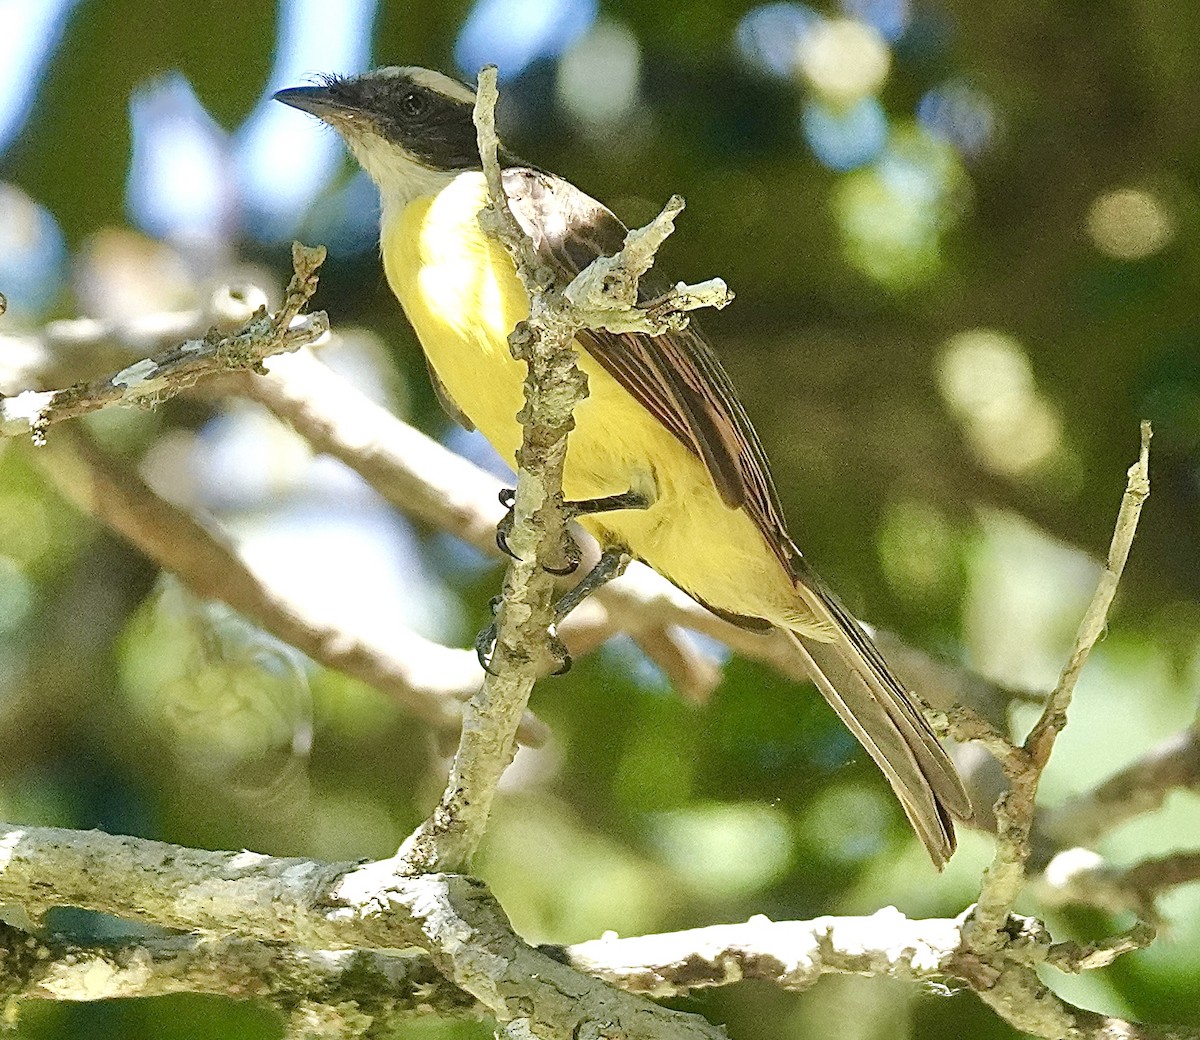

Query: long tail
[[788, 575, 972, 868]]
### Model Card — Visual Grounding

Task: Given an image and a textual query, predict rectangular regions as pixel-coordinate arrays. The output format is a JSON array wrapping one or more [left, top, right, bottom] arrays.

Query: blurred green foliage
[[3, 0, 1200, 1038]]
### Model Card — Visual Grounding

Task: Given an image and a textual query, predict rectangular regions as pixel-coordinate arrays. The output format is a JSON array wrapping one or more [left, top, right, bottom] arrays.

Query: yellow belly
[[382, 171, 805, 629]]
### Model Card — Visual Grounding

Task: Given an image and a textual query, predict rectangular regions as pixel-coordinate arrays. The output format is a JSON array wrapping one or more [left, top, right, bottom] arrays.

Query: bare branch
[[0, 283, 277, 406], [1026, 420, 1152, 767], [966, 423, 1152, 951], [0, 823, 725, 1040], [28, 424, 553, 744], [1039, 724, 1200, 849], [1, 244, 329, 444]]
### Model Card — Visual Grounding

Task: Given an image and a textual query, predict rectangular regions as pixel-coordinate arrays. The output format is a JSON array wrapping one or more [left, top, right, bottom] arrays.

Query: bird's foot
[[474, 594, 504, 674], [544, 531, 582, 576], [494, 487, 583, 575], [473, 609, 571, 676]]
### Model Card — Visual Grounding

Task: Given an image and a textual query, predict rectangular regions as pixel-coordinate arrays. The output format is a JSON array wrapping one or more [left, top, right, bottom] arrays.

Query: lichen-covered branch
[[565, 908, 962, 996], [965, 422, 1152, 952], [0, 823, 725, 1040], [563, 910, 1183, 1040], [0, 827, 1192, 1040], [391, 67, 593, 874], [394, 66, 735, 875], [0, 925, 479, 1023], [0, 283, 271, 394], [0, 243, 328, 444]]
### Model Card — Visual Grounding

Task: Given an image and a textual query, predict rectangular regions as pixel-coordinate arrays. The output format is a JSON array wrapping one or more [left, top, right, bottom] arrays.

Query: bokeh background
[[2, 0, 1200, 1037]]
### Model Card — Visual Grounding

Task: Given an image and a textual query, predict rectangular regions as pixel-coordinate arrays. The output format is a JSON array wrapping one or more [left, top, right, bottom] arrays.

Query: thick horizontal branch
[[0, 822, 1190, 1040], [564, 911, 1182, 1040], [565, 908, 961, 996], [0, 925, 479, 1022], [0, 822, 723, 1040]]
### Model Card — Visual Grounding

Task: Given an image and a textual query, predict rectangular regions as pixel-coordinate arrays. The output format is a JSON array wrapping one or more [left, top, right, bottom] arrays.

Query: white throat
[[344, 131, 461, 219]]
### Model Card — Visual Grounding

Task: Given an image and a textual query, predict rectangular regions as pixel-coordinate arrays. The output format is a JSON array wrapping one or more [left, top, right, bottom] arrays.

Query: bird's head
[[275, 67, 482, 205]]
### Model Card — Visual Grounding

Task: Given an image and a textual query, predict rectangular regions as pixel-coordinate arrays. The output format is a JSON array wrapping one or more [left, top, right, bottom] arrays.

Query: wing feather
[[499, 166, 971, 864], [502, 166, 800, 573]]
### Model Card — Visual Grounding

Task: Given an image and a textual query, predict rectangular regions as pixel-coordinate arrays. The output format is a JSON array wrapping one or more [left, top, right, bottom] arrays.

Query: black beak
[[273, 85, 358, 122]]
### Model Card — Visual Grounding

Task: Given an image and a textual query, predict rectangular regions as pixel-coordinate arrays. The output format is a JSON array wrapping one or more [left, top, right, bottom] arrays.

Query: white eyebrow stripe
[[373, 65, 477, 104]]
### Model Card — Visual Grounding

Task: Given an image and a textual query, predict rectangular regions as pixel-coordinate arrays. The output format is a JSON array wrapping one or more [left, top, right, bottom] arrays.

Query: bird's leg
[[543, 548, 632, 673], [475, 548, 632, 676], [551, 547, 632, 624], [494, 487, 653, 574], [544, 490, 651, 576]]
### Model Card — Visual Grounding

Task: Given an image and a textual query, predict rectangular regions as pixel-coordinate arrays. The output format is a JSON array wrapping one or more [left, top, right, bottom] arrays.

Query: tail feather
[[788, 575, 971, 868]]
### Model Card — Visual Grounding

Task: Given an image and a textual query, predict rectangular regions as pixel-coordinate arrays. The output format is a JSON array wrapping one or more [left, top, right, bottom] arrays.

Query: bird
[[274, 66, 971, 866]]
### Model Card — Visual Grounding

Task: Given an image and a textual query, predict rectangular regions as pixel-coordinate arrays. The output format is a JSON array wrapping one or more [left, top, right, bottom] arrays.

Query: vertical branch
[[1026, 420, 1152, 767], [391, 67, 730, 876], [966, 422, 1152, 947], [392, 68, 588, 875]]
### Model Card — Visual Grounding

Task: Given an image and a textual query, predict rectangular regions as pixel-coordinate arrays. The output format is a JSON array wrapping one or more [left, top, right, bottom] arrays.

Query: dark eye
[[399, 89, 427, 118]]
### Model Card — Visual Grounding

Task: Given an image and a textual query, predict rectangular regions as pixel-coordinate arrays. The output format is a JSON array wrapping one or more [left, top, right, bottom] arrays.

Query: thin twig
[[1026, 420, 1152, 767], [0, 243, 328, 444], [966, 422, 1152, 950]]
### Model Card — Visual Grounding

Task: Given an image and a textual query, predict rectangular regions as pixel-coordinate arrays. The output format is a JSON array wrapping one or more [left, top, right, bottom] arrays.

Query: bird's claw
[[475, 615, 570, 677], [543, 530, 582, 576], [474, 620, 500, 675], [495, 490, 519, 560], [549, 627, 572, 675], [494, 487, 582, 575]]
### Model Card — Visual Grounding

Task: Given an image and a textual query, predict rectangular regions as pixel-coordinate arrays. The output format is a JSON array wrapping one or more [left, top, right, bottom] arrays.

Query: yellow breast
[[380, 171, 807, 631]]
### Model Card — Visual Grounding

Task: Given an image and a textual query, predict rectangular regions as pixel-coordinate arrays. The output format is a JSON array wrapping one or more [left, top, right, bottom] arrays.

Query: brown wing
[[502, 167, 801, 578], [501, 168, 972, 865]]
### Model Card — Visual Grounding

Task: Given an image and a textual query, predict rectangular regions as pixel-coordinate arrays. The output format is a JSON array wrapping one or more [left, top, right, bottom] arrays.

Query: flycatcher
[[275, 67, 970, 865]]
